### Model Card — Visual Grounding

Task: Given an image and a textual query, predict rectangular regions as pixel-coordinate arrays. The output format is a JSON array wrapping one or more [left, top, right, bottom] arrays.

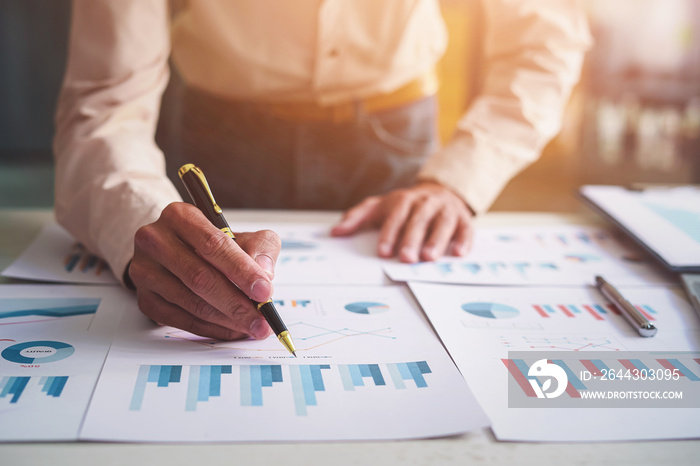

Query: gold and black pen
[[178, 163, 297, 356]]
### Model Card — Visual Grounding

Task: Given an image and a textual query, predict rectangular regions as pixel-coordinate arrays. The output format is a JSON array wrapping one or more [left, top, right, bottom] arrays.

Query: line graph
[[0, 298, 100, 327], [163, 321, 396, 355], [499, 335, 624, 351]]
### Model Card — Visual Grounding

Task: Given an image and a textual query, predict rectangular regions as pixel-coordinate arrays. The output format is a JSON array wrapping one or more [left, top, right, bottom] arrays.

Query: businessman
[[54, 0, 590, 340]]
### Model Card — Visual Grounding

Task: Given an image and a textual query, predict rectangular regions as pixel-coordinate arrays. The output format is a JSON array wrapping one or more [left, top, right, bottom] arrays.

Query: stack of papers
[[2, 215, 699, 442]]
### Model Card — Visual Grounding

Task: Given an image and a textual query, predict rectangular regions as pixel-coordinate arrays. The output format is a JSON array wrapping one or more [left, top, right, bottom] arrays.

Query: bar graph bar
[[64, 243, 107, 275], [129, 362, 433, 416], [657, 359, 700, 381], [531, 303, 654, 320], [241, 364, 285, 407], [289, 365, 331, 415], [503, 359, 582, 398], [0, 376, 29, 403], [187, 365, 232, 411], [385, 361, 432, 389], [413, 261, 561, 279], [0, 375, 69, 403], [40, 376, 69, 397]]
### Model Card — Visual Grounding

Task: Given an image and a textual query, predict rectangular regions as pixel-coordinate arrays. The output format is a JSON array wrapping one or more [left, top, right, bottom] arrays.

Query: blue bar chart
[[0, 375, 69, 403], [64, 243, 108, 276], [129, 362, 433, 416]]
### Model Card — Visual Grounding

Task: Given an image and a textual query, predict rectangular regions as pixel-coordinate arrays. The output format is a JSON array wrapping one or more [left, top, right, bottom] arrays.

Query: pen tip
[[292, 351, 298, 358]]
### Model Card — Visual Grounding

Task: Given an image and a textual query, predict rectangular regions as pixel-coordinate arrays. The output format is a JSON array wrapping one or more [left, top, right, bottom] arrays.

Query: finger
[[137, 289, 259, 341], [129, 256, 272, 340], [160, 203, 273, 302], [450, 216, 474, 256], [377, 195, 413, 257], [133, 221, 269, 336], [330, 196, 381, 236], [235, 230, 281, 278], [420, 209, 458, 261], [396, 197, 438, 263]]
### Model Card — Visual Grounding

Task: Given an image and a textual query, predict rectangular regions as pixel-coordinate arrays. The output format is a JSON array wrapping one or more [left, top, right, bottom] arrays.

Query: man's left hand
[[330, 182, 474, 262]]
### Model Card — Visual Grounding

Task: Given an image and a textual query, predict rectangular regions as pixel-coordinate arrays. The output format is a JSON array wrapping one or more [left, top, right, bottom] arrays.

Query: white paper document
[[233, 222, 389, 285], [409, 282, 700, 442], [2, 223, 117, 285], [581, 185, 700, 270], [385, 226, 674, 286], [2, 220, 389, 286], [0, 285, 128, 441], [82, 285, 488, 442]]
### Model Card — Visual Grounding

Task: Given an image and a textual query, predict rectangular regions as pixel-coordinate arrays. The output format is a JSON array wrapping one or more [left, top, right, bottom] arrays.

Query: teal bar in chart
[[128, 362, 434, 416], [241, 364, 284, 407], [40, 376, 69, 397], [186, 365, 232, 411], [0, 375, 69, 403], [385, 361, 432, 388], [289, 364, 331, 415], [130, 365, 231, 411], [338, 364, 385, 391], [0, 376, 30, 403]]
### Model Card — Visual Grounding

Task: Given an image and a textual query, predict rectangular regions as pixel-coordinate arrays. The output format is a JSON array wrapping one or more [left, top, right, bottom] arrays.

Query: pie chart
[[1, 340, 75, 364], [461, 302, 519, 319], [344, 302, 390, 315]]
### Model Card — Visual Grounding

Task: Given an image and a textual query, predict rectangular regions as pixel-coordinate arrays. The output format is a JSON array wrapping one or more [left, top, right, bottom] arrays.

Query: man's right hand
[[127, 202, 281, 341]]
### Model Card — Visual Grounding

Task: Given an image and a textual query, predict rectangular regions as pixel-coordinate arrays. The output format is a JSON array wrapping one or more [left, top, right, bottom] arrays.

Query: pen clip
[[178, 163, 223, 215]]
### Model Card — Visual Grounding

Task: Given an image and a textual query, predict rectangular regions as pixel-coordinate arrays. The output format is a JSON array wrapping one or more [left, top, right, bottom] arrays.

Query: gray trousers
[[161, 85, 439, 210]]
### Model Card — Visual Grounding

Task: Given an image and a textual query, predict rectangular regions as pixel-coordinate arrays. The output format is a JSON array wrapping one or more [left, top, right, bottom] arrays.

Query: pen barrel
[[599, 284, 648, 327], [179, 165, 231, 233], [257, 300, 288, 336], [596, 277, 656, 336]]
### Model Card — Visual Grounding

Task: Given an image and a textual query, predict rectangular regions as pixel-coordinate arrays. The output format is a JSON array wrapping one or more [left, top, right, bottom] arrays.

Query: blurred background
[[1, 0, 699, 210]]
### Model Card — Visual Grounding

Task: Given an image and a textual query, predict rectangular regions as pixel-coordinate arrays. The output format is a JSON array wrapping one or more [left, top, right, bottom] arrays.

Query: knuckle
[[127, 260, 147, 285], [198, 230, 230, 258], [185, 293, 218, 322], [161, 201, 187, 220], [185, 264, 218, 297], [225, 299, 249, 321], [259, 229, 281, 250], [133, 224, 160, 252]]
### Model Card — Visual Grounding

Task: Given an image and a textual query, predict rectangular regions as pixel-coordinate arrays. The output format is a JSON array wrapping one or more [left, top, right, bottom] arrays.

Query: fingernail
[[400, 246, 417, 263], [251, 278, 272, 302], [249, 317, 271, 340], [379, 243, 391, 257], [422, 246, 436, 261], [256, 254, 274, 276]]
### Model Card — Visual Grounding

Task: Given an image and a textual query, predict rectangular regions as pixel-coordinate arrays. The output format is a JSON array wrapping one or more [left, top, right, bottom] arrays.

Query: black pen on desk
[[595, 275, 657, 337], [178, 163, 297, 356]]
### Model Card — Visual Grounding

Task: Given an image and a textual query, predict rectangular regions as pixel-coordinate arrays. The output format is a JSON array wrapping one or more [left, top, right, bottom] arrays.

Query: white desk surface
[[1, 208, 698, 466]]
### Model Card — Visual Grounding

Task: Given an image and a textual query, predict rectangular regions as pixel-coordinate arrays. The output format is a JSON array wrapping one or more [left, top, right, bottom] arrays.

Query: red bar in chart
[[582, 305, 605, 321], [557, 305, 575, 318]]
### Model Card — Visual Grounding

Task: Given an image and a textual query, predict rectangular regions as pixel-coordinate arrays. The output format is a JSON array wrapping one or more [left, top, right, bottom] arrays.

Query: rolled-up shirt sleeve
[[53, 0, 181, 285], [418, 0, 592, 214]]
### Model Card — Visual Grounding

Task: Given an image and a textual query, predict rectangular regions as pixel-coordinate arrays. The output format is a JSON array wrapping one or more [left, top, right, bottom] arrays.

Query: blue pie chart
[[1, 340, 75, 364], [461, 302, 519, 319], [344, 302, 390, 315]]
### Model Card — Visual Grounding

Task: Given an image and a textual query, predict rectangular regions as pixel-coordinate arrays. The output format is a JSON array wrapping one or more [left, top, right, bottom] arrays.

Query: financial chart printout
[[0, 285, 127, 441], [410, 282, 700, 441], [82, 285, 488, 442], [385, 226, 674, 286]]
